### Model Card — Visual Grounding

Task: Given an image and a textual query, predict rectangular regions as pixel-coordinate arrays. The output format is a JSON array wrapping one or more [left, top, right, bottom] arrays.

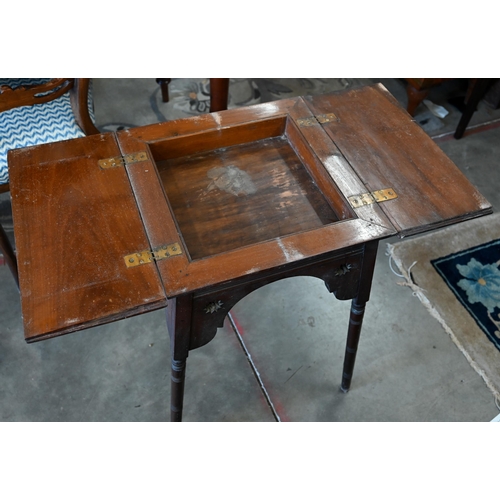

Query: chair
[[405, 78, 447, 117], [0, 78, 100, 286], [405, 78, 495, 139]]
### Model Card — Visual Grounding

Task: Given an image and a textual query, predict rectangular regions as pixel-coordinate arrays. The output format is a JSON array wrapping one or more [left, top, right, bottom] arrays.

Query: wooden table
[[8, 84, 492, 421]]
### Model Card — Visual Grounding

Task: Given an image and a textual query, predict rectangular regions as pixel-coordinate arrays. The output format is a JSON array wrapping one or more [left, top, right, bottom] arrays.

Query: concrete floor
[[1, 78, 499, 421]]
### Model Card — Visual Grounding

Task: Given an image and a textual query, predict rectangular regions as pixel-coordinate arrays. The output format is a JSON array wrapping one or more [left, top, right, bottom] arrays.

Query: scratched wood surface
[[304, 85, 492, 235], [118, 101, 395, 298], [156, 136, 340, 260], [9, 133, 167, 342]]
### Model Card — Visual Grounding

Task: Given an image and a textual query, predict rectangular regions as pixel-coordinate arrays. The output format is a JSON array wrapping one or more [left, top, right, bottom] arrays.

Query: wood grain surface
[[117, 100, 397, 298], [156, 136, 339, 259], [9, 133, 167, 342], [304, 85, 492, 235]]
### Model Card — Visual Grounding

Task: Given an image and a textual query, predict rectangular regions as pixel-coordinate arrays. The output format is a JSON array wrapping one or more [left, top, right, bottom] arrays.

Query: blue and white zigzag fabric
[[0, 79, 93, 185]]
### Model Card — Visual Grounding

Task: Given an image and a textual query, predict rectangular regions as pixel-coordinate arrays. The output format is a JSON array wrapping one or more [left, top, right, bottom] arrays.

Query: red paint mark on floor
[[229, 311, 292, 422], [432, 118, 500, 143]]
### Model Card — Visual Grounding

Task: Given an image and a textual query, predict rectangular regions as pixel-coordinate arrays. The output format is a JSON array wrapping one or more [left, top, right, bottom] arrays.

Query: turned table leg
[[340, 241, 379, 393], [341, 298, 367, 392], [166, 295, 192, 422], [171, 358, 187, 422]]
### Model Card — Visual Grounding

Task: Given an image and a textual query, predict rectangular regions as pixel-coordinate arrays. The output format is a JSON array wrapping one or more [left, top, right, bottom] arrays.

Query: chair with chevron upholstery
[[0, 78, 100, 286]]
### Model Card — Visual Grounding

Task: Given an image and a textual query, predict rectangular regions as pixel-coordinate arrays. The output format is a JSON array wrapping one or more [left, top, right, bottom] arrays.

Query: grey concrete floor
[[1, 78, 499, 421]]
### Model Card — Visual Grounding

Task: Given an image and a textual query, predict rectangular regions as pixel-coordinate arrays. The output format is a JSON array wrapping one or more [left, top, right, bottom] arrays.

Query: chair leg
[[156, 78, 229, 112], [209, 78, 230, 112], [156, 79, 172, 103], [0, 223, 18, 288], [406, 83, 429, 116], [454, 78, 493, 139]]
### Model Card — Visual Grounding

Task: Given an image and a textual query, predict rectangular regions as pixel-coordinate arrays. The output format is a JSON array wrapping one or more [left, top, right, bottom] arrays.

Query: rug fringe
[[386, 243, 500, 402]]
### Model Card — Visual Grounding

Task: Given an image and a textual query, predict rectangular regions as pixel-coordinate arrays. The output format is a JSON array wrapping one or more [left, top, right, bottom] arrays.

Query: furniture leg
[[341, 298, 367, 392], [156, 78, 229, 111], [340, 241, 379, 393], [209, 78, 229, 112], [0, 223, 18, 287], [171, 357, 187, 422], [156, 78, 172, 103], [406, 83, 429, 116], [454, 78, 492, 139], [166, 295, 192, 422]]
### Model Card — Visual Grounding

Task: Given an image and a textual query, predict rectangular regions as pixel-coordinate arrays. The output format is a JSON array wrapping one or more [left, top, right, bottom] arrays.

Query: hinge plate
[[124, 152, 148, 164], [99, 151, 148, 169], [296, 117, 318, 127], [153, 243, 183, 260], [296, 113, 339, 127], [98, 156, 124, 169], [124, 243, 183, 268], [316, 113, 339, 124], [348, 188, 398, 208]]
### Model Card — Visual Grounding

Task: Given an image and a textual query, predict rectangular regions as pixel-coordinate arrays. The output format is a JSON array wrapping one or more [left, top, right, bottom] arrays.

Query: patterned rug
[[388, 213, 500, 401], [432, 240, 500, 352]]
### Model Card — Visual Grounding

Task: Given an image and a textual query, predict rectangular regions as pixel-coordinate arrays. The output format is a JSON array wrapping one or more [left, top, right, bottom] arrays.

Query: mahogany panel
[[188, 247, 364, 351], [117, 98, 397, 298], [9, 134, 167, 342], [285, 115, 354, 221], [287, 98, 396, 233], [156, 217, 394, 297], [148, 117, 286, 160], [304, 85, 492, 235], [115, 133, 190, 297], [156, 136, 339, 260], [121, 98, 298, 144]]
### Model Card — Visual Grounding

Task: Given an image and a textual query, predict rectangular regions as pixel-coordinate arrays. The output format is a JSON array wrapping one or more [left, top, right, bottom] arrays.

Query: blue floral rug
[[388, 213, 500, 401], [431, 240, 500, 352]]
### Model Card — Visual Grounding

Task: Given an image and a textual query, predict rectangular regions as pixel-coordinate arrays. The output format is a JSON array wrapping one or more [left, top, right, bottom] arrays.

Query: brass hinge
[[296, 113, 338, 127], [99, 151, 148, 169], [124, 243, 183, 268], [348, 188, 398, 208]]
